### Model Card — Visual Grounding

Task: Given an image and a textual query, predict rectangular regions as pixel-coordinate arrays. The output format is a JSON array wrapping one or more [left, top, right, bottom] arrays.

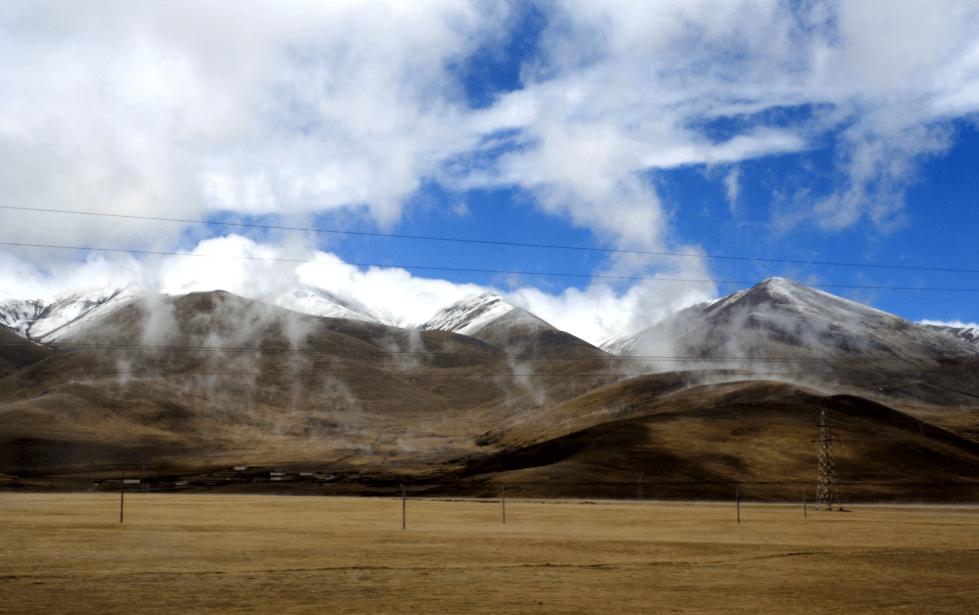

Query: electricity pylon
[[816, 408, 839, 511]]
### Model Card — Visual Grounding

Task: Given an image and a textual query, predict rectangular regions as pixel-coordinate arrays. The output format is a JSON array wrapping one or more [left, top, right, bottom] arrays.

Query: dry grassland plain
[[2, 494, 979, 614]]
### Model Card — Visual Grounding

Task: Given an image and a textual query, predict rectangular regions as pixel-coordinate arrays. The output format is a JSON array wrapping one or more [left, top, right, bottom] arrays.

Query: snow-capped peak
[[0, 286, 141, 342], [419, 293, 518, 337], [600, 277, 968, 357], [268, 285, 400, 326]]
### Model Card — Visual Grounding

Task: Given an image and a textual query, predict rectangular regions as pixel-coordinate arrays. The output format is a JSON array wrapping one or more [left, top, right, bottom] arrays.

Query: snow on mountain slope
[[34, 288, 144, 342], [419, 294, 523, 336], [0, 287, 141, 342], [0, 299, 48, 338], [0, 284, 408, 343], [421, 293, 605, 357], [922, 324, 979, 347], [268, 285, 396, 325], [603, 277, 979, 361]]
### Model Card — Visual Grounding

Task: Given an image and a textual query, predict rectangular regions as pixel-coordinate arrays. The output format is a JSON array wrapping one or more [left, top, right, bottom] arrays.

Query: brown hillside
[[2, 289, 978, 503], [453, 380, 979, 502], [0, 326, 52, 374]]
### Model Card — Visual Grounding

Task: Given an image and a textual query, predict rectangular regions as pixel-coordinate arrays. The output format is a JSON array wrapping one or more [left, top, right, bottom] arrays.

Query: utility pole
[[736, 480, 740, 524], [816, 408, 840, 511], [502, 482, 506, 525]]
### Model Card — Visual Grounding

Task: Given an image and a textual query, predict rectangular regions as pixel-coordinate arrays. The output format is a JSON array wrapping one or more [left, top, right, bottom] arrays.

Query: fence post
[[401, 481, 406, 530], [120, 471, 125, 524], [736, 480, 740, 524], [502, 482, 506, 525], [803, 483, 807, 518]]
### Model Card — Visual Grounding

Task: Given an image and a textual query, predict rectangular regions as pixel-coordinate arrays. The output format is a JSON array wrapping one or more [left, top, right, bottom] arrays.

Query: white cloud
[[1, 0, 979, 314], [4, 0, 974, 250], [0, 249, 151, 299], [919, 319, 979, 330], [0, 0, 508, 250], [724, 166, 741, 215], [0, 234, 711, 345], [516, 0, 979, 234], [508, 274, 715, 346]]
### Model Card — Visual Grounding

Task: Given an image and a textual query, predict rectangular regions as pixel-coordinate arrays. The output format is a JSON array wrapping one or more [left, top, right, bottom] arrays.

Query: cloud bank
[[3, 1, 976, 242], [0, 234, 714, 346], [919, 319, 979, 330], [1, 0, 977, 334]]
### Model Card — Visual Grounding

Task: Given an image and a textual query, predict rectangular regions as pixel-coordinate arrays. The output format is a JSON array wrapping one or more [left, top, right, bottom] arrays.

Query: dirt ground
[[2, 494, 978, 614]]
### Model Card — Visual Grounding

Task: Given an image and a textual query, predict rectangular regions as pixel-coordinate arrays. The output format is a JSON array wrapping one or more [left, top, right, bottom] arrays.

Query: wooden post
[[120, 471, 125, 524], [803, 483, 807, 518], [401, 481, 406, 530], [736, 480, 740, 524], [502, 482, 506, 525]]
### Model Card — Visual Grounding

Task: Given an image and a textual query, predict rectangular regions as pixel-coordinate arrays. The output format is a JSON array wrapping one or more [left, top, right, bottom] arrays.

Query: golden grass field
[[2, 494, 978, 614]]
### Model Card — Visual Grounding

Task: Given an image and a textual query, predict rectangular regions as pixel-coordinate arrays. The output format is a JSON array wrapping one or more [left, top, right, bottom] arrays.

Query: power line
[[0, 340, 950, 365], [3, 205, 978, 275], [3, 240, 979, 292], [477, 480, 979, 487], [0, 371, 885, 379], [0, 366, 953, 379]]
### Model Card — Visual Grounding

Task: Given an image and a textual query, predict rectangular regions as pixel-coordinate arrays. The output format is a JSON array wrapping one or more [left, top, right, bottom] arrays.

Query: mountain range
[[3, 279, 977, 354], [2, 278, 978, 501]]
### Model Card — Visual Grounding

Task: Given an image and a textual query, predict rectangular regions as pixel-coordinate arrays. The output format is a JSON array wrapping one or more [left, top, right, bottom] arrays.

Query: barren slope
[[0, 326, 52, 373], [453, 377, 979, 502], [0, 291, 616, 480], [3, 284, 978, 502]]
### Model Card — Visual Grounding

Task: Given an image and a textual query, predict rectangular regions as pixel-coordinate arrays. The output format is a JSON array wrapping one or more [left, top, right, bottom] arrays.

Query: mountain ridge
[[603, 277, 979, 360], [420, 293, 605, 357], [2, 280, 979, 500]]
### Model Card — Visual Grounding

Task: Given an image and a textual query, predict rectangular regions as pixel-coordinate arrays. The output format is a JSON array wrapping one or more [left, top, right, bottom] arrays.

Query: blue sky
[[0, 0, 977, 343]]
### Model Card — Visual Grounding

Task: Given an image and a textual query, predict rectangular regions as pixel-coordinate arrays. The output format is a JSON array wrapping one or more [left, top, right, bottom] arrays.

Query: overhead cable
[[3, 241, 978, 292], [3, 205, 977, 275], [0, 341, 953, 365]]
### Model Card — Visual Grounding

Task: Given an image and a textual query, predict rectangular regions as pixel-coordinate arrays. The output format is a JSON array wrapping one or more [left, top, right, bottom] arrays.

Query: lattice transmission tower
[[816, 408, 839, 511]]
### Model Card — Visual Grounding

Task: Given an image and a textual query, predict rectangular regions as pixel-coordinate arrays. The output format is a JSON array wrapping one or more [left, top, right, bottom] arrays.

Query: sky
[[0, 0, 977, 345]]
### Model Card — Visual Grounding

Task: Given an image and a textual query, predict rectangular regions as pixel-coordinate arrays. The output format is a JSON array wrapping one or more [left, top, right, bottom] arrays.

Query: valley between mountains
[[2, 278, 978, 502]]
